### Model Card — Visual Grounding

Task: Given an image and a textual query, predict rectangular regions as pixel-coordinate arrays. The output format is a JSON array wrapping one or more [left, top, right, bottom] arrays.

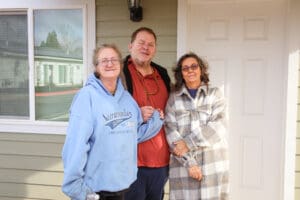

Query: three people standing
[[62, 26, 229, 200]]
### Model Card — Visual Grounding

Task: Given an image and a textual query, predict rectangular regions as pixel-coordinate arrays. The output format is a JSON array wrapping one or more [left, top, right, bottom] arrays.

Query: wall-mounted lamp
[[128, 0, 143, 22]]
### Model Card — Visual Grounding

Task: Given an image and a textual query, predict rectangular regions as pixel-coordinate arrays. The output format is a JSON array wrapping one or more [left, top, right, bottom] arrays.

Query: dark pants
[[125, 166, 169, 200], [96, 190, 127, 200]]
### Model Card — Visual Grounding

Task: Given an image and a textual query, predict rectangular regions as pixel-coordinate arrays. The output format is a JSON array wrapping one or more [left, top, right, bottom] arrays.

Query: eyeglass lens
[[99, 58, 120, 66], [182, 63, 199, 72]]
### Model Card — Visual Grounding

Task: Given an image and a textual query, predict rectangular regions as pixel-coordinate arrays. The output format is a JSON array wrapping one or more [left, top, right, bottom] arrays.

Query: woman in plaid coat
[[164, 52, 229, 200]]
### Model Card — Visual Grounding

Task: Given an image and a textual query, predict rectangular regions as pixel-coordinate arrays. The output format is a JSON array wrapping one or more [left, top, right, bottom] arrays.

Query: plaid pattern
[[164, 85, 229, 200]]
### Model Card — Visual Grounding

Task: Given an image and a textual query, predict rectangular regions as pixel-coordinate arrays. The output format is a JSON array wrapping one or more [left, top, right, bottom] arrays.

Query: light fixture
[[128, 0, 143, 22]]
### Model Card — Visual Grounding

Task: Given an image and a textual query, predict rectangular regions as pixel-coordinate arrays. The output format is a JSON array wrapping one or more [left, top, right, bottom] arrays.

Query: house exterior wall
[[0, 0, 177, 199]]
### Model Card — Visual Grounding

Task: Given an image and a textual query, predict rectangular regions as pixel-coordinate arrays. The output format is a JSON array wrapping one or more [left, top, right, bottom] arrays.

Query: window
[[0, 12, 29, 118], [0, 0, 95, 134], [34, 9, 83, 122]]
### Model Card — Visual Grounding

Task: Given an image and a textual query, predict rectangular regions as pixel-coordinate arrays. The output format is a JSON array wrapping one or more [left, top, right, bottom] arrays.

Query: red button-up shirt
[[128, 62, 170, 167]]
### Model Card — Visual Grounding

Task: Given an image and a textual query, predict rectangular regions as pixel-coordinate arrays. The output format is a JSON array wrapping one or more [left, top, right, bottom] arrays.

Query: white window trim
[[0, 0, 95, 134]]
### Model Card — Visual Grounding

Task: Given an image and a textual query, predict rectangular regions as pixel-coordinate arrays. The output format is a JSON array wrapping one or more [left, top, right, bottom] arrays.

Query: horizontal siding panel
[[296, 189, 300, 200], [143, 0, 177, 5], [154, 52, 177, 70], [163, 194, 169, 200], [0, 140, 63, 157], [0, 183, 67, 200], [96, 36, 177, 53], [0, 154, 63, 172], [0, 197, 37, 200], [143, 2, 177, 20], [96, 36, 131, 53], [96, 5, 128, 21], [297, 123, 300, 138], [96, 0, 124, 6], [96, 20, 177, 37], [296, 172, 300, 187], [296, 156, 300, 171], [297, 139, 300, 155], [0, 168, 63, 186], [299, 69, 300, 87], [0, 132, 65, 143], [298, 87, 300, 102], [156, 36, 177, 52], [298, 105, 300, 120]]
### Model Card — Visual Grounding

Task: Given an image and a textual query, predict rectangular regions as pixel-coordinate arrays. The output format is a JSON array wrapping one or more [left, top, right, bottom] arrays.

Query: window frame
[[0, 0, 95, 134]]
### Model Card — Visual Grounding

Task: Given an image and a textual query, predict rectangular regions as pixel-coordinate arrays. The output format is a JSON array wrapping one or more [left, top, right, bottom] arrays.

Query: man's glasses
[[181, 63, 199, 72], [98, 58, 120, 66]]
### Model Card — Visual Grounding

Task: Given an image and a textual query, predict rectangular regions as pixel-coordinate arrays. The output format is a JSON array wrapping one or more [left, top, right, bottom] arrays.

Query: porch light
[[128, 0, 143, 22]]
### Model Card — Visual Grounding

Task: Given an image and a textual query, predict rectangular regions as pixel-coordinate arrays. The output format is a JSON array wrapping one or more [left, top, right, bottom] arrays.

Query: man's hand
[[140, 106, 154, 122], [141, 106, 164, 122]]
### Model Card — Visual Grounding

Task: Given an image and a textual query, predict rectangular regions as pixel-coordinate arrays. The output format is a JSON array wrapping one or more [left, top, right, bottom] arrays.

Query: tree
[[40, 31, 61, 49]]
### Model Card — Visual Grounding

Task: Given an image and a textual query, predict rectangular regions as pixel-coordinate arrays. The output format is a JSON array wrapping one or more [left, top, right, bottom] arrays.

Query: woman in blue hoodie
[[62, 44, 164, 200]]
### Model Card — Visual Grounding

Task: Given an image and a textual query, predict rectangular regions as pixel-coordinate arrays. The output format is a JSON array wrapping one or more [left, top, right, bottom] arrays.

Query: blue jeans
[[125, 166, 169, 200]]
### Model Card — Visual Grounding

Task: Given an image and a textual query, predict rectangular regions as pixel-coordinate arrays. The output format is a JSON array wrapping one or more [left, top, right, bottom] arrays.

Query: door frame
[[282, 0, 300, 199]]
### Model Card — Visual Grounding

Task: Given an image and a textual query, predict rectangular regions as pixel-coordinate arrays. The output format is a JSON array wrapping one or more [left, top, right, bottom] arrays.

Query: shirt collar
[[176, 84, 208, 97]]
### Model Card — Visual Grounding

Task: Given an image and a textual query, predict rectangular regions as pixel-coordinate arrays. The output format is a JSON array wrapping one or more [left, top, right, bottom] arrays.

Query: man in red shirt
[[123, 27, 171, 200]]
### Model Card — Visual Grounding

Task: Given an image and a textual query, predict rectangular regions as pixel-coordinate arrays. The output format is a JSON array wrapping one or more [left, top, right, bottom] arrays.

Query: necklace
[[134, 67, 160, 104]]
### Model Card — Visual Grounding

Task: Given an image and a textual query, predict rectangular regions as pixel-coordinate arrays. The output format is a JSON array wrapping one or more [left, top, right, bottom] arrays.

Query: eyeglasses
[[181, 63, 199, 72], [98, 58, 120, 66]]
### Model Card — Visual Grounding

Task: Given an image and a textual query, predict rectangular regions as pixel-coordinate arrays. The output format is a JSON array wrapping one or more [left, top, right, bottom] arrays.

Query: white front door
[[178, 0, 288, 199]]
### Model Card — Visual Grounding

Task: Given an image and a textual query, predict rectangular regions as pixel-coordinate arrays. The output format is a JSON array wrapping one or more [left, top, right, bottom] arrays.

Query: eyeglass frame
[[97, 58, 121, 66], [181, 63, 199, 72]]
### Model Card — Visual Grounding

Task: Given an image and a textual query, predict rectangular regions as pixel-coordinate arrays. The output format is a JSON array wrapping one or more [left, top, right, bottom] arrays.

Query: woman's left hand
[[173, 140, 189, 157]]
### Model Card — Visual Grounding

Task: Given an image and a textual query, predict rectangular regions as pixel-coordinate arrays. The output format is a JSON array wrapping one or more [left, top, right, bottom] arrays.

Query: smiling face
[[95, 47, 121, 81], [129, 30, 156, 66], [181, 57, 201, 89]]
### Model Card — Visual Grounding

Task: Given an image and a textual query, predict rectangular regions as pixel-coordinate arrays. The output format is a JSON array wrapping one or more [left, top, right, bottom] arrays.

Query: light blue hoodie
[[62, 74, 163, 200]]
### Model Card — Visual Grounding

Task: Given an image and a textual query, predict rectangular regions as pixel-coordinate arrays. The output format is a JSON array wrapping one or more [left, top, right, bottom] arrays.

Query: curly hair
[[173, 52, 209, 92]]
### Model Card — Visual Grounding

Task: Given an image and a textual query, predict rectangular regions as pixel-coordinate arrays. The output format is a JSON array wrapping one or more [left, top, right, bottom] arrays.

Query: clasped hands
[[173, 140, 202, 181], [140, 106, 202, 181], [140, 106, 164, 121]]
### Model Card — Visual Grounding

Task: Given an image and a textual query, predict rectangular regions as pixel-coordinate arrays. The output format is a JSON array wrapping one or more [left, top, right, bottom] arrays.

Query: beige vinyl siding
[[296, 66, 300, 200], [0, 132, 67, 200], [96, 0, 178, 75]]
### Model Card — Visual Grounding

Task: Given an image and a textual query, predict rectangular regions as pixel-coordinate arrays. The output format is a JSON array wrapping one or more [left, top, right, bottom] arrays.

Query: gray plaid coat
[[164, 85, 229, 200]]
